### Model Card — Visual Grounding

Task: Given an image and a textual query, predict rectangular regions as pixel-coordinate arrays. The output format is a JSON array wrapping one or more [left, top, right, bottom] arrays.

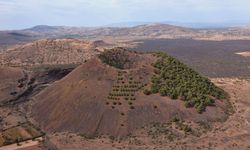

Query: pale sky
[[0, 0, 250, 29]]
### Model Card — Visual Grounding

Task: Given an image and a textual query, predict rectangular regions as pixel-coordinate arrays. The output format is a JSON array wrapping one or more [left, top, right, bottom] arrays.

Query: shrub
[[143, 89, 152, 95], [130, 98, 136, 100], [10, 91, 17, 95], [172, 116, 180, 122], [183, 125, 192, 133]]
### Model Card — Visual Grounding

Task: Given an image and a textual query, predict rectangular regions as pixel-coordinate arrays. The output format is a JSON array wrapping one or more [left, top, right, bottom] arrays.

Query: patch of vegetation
[[143, 89, 151, 95], [10, 91, 17, 96], [128, 102, 133, 105], [106, 71, 143, 110], [98, 48, 131, 69], [147, 123, 176, 141], [79, 133, 96, 139], [197, 121, 212, 131], [175, 121, 192, 133], [147, 52, 227, 113]]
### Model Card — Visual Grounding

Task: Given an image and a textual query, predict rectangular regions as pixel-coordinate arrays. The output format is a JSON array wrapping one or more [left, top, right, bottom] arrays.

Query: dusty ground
[[46, 78, 250, 150]]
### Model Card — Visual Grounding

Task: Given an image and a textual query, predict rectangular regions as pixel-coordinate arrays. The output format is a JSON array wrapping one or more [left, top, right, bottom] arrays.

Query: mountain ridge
[[1, 23, 250, 51]]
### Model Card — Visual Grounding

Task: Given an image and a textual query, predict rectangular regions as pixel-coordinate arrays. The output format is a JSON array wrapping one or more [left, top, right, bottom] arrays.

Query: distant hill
[[105, 21, 250, 28], [2, 23, 250, 50]]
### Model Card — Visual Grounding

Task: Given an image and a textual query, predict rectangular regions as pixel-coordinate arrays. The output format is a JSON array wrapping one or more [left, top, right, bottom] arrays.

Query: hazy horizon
[[1, 0, 250, 30]]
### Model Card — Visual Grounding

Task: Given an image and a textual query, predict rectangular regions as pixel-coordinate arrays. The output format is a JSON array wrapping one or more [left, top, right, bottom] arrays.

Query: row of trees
[[146, 52, 227, 113]]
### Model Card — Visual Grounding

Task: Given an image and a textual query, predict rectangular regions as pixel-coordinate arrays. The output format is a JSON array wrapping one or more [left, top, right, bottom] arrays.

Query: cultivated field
[[134, 39, 250, 77]]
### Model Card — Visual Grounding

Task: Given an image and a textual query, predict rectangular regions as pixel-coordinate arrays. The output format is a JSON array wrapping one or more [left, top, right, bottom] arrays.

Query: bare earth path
[[0, 137, 43, 150]]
